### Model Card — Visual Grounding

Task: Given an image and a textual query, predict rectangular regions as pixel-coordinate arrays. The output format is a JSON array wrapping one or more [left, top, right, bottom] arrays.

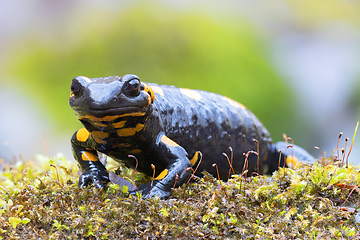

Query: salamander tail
[[267, 141, 315, 172]]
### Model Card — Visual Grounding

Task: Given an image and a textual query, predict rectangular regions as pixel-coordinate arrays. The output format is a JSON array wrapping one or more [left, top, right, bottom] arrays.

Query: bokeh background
[[1, 0, 360, 165]]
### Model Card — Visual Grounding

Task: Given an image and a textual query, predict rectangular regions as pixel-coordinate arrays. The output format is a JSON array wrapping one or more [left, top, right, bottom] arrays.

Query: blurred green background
[[1, 1, 360, 164]]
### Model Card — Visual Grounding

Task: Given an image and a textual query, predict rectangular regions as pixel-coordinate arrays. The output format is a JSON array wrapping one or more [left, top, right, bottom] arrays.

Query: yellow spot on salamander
[[79, 112, 146, 122], [93, 122, 107, 128], [224, 97, 246, 109], [161, 135, 179, 147], [81, 152, 98, 162], [286, 155, 299, 169], [143, 83, 155, 104], [151, 85, 164, 96], [117, 123, 144, 137], [154, 169, 168, 180], [91, 131, 109, 139], [112, 121, 126, 129], [77, 128, 90, 142], [180, 88, 202, 101], [93, 137, 106, 144], [190, 151, 200, 166]]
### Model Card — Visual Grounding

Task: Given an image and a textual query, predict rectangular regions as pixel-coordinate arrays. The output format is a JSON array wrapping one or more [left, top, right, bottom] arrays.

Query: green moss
[[0, 154, 359, 239]]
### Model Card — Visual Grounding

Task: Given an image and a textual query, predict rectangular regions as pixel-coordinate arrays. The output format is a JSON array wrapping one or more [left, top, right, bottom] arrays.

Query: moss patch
[[0, 155, 359, 239]]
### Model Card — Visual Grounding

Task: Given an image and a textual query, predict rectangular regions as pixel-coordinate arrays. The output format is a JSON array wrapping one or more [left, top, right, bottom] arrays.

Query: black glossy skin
[[70, 74, 314, 199]]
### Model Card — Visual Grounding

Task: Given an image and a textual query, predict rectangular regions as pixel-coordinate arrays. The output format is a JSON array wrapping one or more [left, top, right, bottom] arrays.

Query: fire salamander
[[70, 74, 314, 199]]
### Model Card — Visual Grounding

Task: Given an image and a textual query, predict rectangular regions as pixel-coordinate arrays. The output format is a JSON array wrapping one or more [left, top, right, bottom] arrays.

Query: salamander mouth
[[74, 106, 148, 119]]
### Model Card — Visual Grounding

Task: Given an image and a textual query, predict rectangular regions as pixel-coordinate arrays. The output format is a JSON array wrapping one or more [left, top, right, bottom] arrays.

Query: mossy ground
[[0, 154, 359, 239]]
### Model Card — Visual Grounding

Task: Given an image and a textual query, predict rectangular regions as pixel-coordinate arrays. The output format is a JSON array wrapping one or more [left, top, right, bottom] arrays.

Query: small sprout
[[212, 163, 228, 198], [278, 150, 282, 170], [285, 136, 294, 146], [122, 185, 129, 194], [343, 138, 349, 166], [242, 151, 257, 178], [122, 176, 139, 192], [135, 191, 142, 199], [0, 185, 8, 194], [53, 219, 70, 231], [314, 146, 324, 159], [8, 216, 17, 227], [283, 133, 287, 142], [22, 218, 30, 224], [50, 164, 62, 188], [79, 205, 86, 212], [227, 213, 238, 224], [160, 208, 169, 217], [283, 134, 295, 162], [337, 132, 343, 160], [229, 146, 234, 174], [314, 146, 326, 166], [9, 217, 30, 229], [253, 139, 260, 175], [223, 146, 235, 181], [170, 173, 179, 195], [128, 155, 138, 179], [346, 121, 358, 166], [186, 151, 202, 185], [342, 178, 360, 206], [149, 164, 156, 193]]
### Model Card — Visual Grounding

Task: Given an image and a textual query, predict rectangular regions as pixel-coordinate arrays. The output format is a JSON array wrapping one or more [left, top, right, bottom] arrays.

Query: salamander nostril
[[70, 81, 82, 97], [70, 76, 92, 98]]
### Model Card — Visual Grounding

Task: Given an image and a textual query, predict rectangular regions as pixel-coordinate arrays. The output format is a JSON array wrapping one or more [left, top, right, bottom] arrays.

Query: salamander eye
[[70, 81, 82, 97], [124, 78, 141, 97]]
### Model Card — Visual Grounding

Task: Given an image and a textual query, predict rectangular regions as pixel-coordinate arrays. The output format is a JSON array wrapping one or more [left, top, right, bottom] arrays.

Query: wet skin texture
[[70, 74, 314, 199]]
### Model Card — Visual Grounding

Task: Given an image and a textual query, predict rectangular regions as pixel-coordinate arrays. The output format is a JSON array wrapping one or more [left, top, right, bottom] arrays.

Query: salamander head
[[69, 74, 155, 125]]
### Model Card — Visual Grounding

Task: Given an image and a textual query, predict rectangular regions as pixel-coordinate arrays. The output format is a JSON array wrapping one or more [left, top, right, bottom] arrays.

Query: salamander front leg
[[137, 133, 193, 199], [71, 130, 109, 189]]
